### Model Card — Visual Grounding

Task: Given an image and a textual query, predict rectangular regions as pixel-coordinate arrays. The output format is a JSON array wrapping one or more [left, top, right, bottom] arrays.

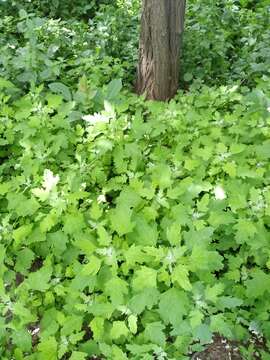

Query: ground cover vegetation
[[0, 0, 270, 359]]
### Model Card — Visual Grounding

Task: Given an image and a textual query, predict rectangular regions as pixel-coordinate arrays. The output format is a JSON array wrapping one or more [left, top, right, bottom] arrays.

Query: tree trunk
[[136, 0, 186, 101]]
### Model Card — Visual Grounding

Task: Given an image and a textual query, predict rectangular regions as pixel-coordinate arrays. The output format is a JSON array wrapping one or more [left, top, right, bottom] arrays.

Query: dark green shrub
[[0, 0, 113, 19]]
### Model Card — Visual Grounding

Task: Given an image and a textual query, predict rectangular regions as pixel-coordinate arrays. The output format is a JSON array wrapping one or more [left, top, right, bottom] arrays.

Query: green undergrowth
[[1, 77, 270, 359], [1, 0, 270, 359]]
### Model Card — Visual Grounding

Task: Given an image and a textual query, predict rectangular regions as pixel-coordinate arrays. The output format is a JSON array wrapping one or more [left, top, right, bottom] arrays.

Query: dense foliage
[[0, 0, 113, 19], [0, 0, 270, 359]]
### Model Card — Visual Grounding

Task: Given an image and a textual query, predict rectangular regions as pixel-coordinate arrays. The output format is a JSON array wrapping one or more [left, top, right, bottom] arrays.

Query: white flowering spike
[[42, 169, 60, 192], [214, 185, 226, 200], [82, 113, 109, 125]]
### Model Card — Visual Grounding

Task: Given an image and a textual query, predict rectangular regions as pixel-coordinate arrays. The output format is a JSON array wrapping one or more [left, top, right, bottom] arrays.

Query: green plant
[[183, 0, 270, 87], [1, 76, 270, 358], [0, 0, 113, 19], [0, 1, 270, 359]]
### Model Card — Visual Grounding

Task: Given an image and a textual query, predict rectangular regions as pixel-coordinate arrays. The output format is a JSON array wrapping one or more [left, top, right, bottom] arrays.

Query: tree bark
[[136, 0, 186, 101]]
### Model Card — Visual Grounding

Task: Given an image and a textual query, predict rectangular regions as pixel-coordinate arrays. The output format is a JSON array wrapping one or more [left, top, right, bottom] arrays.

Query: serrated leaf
[[151, 164, 172, 189], [15, 248, 35, 274], [205, 283, 224, 303], [172, 264, 192, 291], [159, 288, 189, 326], [210, 314, 232, 338], [13, 224, 33, 246], [90, 317, 104, 341], [223, 162, 237, 177], [144, 322, 165, 347], [12, 328, 32, 352], [40, 211, 58, 233], [81, 256, 101, 276], [110, 204, 135, 236], [26, 262, 52, 292], [7, 193, 40, 217], [129, 288, 160, 314], [47, 231, 68, 256], [104, 276, 128, 306], [70, 352, 87, 360], [132, 267, 157, 292], [189, 309, 204, 329], [37, 337, 57, 360], [127, 215, 158, 246], [245, 269, 270, 298], [218, 296, 243, 309], [97, 225, 111, 246], [110, 321, 129, 340], [63, 212, 85, 234], [190, 245, 223, 272], [128, 315, 137, 334], [194, 324, 213, 344], [0, 77, 16, 89], [88, 302, 114, 318], [234, 219, 257, 244], [166, 222, 182, 246]]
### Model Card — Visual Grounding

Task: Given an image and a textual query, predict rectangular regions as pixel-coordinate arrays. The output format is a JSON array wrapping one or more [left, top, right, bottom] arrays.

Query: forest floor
[[191, 334, 268, 360]]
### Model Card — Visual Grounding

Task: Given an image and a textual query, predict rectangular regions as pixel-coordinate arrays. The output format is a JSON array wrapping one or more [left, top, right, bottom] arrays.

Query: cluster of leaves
[[1, 0, 270, 359], [1, 75, 270, 359], [183, 0, 270, 87], [0, 11, 128, 93], [2, 0, 269, 92], [0, 0, 113, 19]]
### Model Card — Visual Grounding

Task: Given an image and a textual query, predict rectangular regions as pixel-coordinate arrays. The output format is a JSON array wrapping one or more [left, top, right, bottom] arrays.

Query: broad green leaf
[[128, 315, 137, 334], [13, 224, 33, 246], [129, 288, 160, 314], [63, 212, 85, 234], [97, 225, 111, 246], [189, 309, 204, 329], [90, 317, 104, 341], [49, 82, 72, 101], [172, 264, 192, 291], [0, 77, 15, 89], [81, 256, 101, 276], [47, 231, 68, 256], [88, 302, 114, 318], [12, 329, 32, 352], [15, 248, 35, 274], [132, 267, 157, 292], [106, 79, 122, 100], [7, 193, 40, 217], [144, 322, 165, 347], [70, 352, 87, 360], [104, 276, 128, 305], [26, 262, 52, 292], [234, 219, 257, 244], [151, 164, 172, 189], [159, 288, 189, 326], [110, 204, 135, 236], [218, 296, 243, 309], [110, 321, 129, 340], [194, 324, 212, 344], [245, 269, 270, 298], [205, 283, 224, 303], [127, 215, 158, 246], [190, 245, 223, 272], [167, 222, 182, 246], [223, 162, 237, 177], [210, 314, 232, 338], [37, 337, 58, 360]]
